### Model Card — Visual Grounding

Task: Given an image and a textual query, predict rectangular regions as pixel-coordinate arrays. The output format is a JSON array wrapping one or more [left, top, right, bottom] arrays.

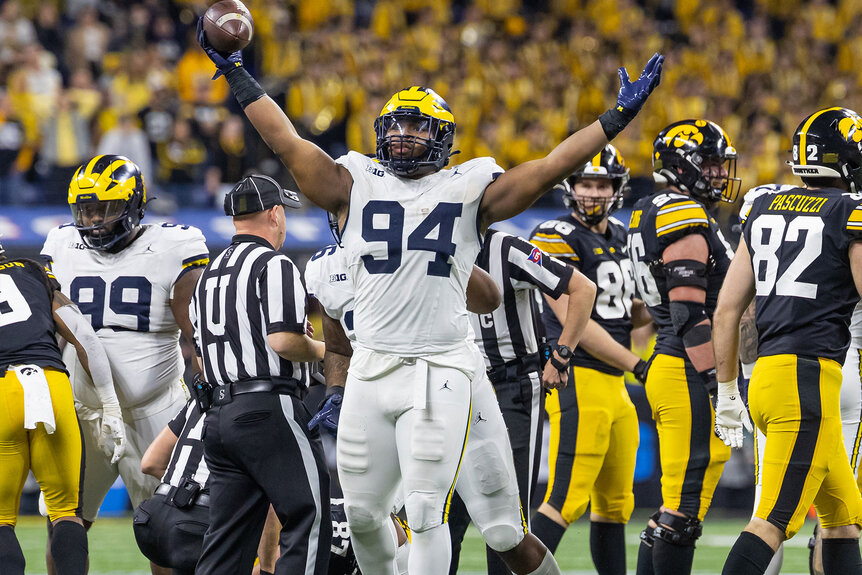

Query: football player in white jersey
[[40, 155, 209, 575], [306, 245, 575, 575], [199, 23, 662, 575]]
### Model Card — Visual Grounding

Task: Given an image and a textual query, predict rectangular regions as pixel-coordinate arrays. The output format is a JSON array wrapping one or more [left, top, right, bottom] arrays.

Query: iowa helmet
[[68, 155, 146, 250], [374, 86, 456, 177], [653, 119, 741, 206], [563, 144, 630, 225], [790, 107, 862, 193]]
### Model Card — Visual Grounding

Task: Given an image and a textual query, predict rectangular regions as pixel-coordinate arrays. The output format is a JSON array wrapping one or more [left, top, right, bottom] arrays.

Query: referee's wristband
[[224, 66, 266, 110], [549, 353, 570, 373]]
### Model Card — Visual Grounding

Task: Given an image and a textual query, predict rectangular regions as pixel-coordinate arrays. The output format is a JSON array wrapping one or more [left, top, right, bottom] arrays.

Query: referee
[[448, 228, 596, 575], [190, 175, 330, 575]]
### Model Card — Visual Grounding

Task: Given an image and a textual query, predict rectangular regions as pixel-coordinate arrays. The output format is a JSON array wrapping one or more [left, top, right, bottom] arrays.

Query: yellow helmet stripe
[[591, 153, 601, 168], [798, 107, 844, 165], [83, 155, 105, 179]]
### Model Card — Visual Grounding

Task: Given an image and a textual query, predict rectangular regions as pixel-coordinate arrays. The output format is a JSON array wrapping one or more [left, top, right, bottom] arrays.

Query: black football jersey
[[531, 214, 635, 375], [742, 186, 862, 363], [627, 192, 733, 358], [0, 258, 65, 373]]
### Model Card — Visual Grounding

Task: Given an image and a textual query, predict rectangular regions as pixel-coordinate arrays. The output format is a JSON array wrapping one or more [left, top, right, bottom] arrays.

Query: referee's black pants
[[448, 371, 544, 575], [195, 391, 331, 575], [133, 493, 208, 575]]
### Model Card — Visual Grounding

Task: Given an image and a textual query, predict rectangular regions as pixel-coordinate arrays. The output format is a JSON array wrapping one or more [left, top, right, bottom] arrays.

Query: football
[[202, 0, 254, 54]]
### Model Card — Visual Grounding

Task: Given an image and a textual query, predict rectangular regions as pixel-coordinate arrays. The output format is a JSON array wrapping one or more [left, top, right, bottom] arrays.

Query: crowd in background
[[0, 0, 858, 210]]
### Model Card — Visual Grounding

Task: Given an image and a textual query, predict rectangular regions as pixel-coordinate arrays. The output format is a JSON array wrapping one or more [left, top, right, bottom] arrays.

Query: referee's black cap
[[224, 175, 302, 216]]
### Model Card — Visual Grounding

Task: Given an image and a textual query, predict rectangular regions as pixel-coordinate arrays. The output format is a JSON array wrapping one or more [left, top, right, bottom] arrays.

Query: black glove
[[196, 17, 244, 79], [632, 359, 649, 384], [308, 386, 344, 435]]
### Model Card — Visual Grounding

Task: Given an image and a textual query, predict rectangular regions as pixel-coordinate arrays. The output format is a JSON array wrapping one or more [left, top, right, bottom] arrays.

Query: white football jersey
[[41, 223, 209, 413], [304, 244, 355, 341], [337, 151, 503, 355], [850, 302, 862, 348]]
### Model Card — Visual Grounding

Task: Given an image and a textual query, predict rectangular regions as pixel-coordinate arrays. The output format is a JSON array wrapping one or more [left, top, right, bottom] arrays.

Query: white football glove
[[714, 379, 753, 449], [99, 404, 126, 464]]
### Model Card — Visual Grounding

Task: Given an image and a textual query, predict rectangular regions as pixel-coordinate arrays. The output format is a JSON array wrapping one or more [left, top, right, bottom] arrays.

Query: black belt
[[213, 377, 303, 405], [487, 353, 542, 385], [155, 483, 210, 507]]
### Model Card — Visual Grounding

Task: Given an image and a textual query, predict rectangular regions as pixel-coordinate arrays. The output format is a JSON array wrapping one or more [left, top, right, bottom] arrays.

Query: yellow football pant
[[750, 354, 862, 538], [646, 354, 730, 521], [544, 366, 638, 524], [0, 368, 83, 525]]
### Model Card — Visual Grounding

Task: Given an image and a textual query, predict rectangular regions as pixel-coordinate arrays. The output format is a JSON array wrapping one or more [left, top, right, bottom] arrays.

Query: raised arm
[[478, 53, 663, 230], [197, 21, 352, 216]]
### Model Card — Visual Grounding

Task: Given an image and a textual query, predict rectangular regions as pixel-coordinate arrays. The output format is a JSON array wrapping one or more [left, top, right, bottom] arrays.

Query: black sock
[[50, 521, 88, 575], [721, 531, 775, 575], [260, 571, 275, 575], [0, 525, 25, 575], [821, 538, 862, 574], [637, 539, 656, 575], [591, 522, 626, 575], [653, 537, 696, 575], [530, 512, 566, 553]]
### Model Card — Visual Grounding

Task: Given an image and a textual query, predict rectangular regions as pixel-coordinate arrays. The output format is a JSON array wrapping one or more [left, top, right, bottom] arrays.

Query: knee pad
[[653, 511, 702, 547], [404, 490, 444, 533], [481, 522, 525, 553], [344, 503, 387, 534], [639, 510, 661, 548]]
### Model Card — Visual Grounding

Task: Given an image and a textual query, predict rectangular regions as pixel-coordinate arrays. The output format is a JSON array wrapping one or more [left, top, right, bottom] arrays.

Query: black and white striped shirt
[[472, 229, 573, 369], [161, 400, 209, 489], [190, 234, 308, 387]]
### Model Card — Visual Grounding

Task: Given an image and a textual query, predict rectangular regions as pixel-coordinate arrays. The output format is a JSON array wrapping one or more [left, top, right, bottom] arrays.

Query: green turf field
[[15, 511, 817, 574]]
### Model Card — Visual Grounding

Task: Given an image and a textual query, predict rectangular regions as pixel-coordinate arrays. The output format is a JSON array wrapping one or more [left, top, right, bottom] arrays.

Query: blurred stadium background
[[1, 0, 849, 571]]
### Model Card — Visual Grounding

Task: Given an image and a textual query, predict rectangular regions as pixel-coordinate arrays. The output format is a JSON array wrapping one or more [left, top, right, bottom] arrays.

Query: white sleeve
[[55, 304, 120, 408]]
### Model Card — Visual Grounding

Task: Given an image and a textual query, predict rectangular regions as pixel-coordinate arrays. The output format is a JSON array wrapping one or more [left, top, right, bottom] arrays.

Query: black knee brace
[[640, 511, 662, 548], [652, 511, 702, 547]]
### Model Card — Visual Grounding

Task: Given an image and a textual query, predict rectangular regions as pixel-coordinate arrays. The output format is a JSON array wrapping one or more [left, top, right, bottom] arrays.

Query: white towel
[[13, 364, 55, 434]]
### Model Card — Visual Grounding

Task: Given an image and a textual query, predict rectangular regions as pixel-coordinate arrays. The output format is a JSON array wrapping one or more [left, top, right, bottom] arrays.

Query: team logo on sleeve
[[528, 247, 543, 265]]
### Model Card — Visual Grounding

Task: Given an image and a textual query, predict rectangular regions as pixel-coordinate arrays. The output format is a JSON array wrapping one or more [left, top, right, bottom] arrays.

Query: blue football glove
[[196, 17, 244, 80], [308, 386, 344, 435], [615, 52, 664, 114]]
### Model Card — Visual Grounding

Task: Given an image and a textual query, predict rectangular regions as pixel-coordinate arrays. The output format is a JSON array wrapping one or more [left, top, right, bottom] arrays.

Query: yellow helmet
[[374, 86, 456, 177], [68, 155, 146, 250]]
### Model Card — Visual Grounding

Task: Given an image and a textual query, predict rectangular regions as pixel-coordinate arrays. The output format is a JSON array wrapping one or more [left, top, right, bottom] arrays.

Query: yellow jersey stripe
[[530, 241, 578, 258], [798, 107, 843, 165], [847, 210, 862, 223], [657, 201, 700, 214], [655, 206, 708, 231], [182, 257, 210, 269], [532, 232, 565, 241], [656, 219, 709, 236]]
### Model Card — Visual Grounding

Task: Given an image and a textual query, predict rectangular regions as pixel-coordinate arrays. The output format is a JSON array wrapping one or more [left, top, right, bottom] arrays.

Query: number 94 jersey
[[41, 223, 209, 413], [337, 151, 503, 355], [627, 192, 733, 358], [530, 214, 635, 375], [742, 186, 862, 362]]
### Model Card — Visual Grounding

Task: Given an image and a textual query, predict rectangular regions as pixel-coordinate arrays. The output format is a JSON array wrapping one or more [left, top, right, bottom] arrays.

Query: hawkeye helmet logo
[[665, 122, 705, 148], [838, 115, 862, 144]]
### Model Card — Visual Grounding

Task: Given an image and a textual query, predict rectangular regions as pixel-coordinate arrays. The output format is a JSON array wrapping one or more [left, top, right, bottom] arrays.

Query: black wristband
[[699, 367, 717, 397], [633, 359, 648, 384], [326, 385, 345, 398], [224, 66, 266, 110], [598, 105, 637, 140], [549, 354, 569, 373]]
